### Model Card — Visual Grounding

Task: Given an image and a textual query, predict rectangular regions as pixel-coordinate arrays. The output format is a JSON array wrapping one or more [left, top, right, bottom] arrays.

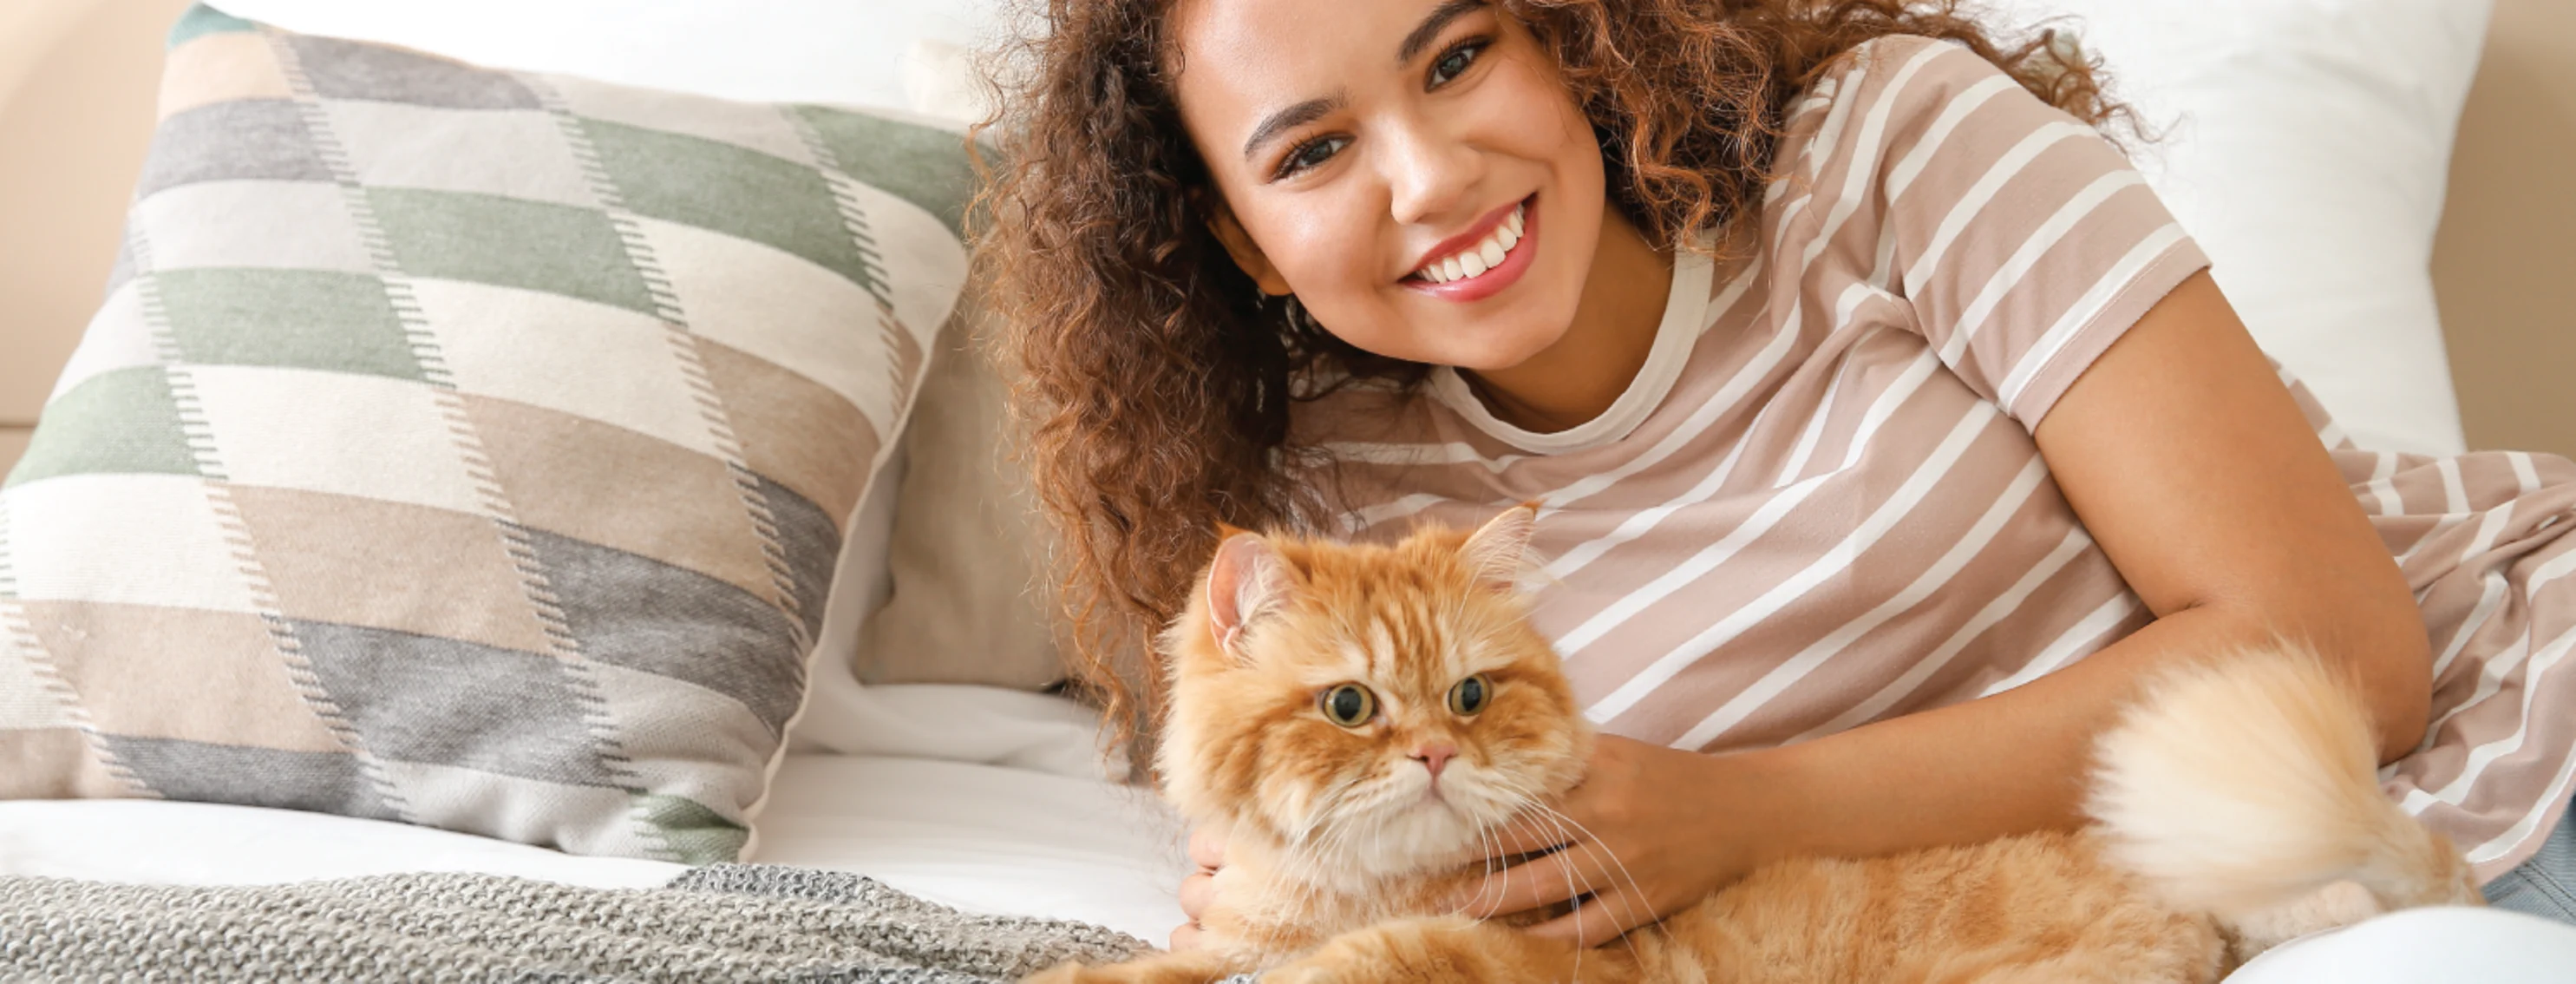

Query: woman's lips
[[1402, 194, 1538, 303]]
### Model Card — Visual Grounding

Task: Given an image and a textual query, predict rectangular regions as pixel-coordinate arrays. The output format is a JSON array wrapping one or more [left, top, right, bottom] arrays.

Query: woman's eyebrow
[[1396, 0, 1487, 66], [1241, 94, 1344, 162], [1237, 0, 1486, 165]]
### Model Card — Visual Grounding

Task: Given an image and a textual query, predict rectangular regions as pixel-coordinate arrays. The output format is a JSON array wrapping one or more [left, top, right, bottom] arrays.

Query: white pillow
[[890, 1, 2491, 455], [1980, 0, 2488, 456], [208, 0, 1011, 109]]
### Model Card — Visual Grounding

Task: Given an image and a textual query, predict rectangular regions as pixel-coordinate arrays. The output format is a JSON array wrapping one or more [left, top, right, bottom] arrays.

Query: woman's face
[[1169, 0, 1609, 372]]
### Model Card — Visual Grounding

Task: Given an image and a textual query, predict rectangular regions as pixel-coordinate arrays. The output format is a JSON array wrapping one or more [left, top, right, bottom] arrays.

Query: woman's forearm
[[1732, 603, 2423, 866]]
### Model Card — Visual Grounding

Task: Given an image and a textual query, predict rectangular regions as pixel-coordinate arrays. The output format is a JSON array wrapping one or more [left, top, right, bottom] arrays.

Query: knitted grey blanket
[[0, 864, 1152, 982]]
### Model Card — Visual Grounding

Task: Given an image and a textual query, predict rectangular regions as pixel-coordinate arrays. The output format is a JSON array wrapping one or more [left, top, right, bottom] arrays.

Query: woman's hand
[[1170, 825, 1226, 951], [1461, 735, 1792, 948]]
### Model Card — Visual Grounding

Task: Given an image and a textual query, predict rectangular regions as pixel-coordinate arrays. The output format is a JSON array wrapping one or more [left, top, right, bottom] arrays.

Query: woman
[[975, 0, 2576, 960]]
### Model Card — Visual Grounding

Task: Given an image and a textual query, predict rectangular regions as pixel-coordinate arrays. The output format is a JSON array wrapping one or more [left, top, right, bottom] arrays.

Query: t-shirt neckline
[[1427, 245, 1716, 456]]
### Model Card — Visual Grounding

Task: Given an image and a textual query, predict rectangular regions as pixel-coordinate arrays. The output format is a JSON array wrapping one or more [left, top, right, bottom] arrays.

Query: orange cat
[[1030, 506, 2480, 984]]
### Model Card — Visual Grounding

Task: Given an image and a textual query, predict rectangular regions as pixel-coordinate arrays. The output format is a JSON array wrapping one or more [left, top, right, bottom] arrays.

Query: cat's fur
[[1030, 507, 2480, 984]]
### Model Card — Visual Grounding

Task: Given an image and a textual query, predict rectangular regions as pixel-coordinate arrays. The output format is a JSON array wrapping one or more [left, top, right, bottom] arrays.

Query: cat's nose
[[1409, 743, 1455, 778]]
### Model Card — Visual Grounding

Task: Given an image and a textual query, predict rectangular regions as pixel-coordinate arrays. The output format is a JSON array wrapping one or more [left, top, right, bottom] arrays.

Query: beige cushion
[[853, 306, 1064, 691]]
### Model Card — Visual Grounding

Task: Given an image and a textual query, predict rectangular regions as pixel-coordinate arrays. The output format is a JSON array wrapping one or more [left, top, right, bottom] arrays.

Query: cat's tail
[[2083, 641, 2480, 921]]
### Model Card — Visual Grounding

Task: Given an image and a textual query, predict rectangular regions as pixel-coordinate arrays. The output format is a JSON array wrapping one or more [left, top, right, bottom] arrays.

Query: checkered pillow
[[0, 6, 971, 863]]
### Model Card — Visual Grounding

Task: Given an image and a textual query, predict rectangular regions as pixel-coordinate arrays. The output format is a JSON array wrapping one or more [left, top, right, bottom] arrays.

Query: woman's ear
[[1200, 193, 1294, 297]]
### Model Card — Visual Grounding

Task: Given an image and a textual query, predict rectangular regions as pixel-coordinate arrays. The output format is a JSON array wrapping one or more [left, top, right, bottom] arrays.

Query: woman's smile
[[1402, 194, 1538, 302]]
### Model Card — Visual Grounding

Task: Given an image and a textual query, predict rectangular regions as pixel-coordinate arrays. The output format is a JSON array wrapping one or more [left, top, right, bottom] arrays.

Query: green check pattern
[[0, 5, 974, 863]]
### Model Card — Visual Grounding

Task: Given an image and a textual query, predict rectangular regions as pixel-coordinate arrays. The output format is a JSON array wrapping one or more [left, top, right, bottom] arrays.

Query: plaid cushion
[[0, 5, 971, 863]]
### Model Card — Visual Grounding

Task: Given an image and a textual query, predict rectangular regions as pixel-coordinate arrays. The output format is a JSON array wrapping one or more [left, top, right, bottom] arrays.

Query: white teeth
[[1412, 202, 1528, 284]]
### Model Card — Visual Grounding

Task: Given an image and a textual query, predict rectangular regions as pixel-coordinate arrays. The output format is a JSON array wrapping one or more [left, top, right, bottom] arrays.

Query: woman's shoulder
[[1834, 34, 2014, 86], [1788, 34, 2033, 138], [1774, 32, 2106, 213]]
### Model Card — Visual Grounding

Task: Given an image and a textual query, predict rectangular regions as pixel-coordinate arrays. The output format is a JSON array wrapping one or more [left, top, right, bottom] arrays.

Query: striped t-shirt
[[1289, 36, 2576, 881]]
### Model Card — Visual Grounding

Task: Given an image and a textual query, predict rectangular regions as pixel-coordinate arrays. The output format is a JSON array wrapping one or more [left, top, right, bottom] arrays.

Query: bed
[[0, 0, 2570, 976]]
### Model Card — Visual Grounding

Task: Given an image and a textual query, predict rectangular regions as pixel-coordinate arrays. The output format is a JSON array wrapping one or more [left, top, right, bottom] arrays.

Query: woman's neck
[[1459, 202, 1673, 434]]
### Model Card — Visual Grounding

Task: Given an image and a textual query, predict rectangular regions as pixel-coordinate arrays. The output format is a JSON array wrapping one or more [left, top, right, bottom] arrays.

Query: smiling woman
[[976, 0, 2109, 753], [974, 0, 2576, 971], [1182, 0, 1638, 392]]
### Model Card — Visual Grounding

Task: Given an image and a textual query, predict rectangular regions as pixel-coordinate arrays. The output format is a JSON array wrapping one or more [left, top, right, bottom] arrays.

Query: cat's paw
[[1264, 915, 1579, 984], [1019, 960, 1158, 984], [1259, 967, 1332, 984], [1019, 952, 1240, 984], [1258, 916, 1475, 984], [1019, 961, 1095, 984]]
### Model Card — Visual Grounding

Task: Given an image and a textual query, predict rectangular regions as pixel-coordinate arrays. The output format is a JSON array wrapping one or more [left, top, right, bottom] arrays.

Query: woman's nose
[[1383, 119, 1482, 227]]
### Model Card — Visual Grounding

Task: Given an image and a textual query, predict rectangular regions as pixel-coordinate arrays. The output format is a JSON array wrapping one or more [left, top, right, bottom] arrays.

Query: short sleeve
[[1854, 38, 2210, 427]]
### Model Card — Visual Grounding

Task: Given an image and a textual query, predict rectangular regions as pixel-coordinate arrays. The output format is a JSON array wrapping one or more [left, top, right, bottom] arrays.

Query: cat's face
[[1157, 506, 1590, 880]]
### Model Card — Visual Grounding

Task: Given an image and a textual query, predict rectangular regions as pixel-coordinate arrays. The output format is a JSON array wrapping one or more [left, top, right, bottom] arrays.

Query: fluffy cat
[[1029, 506, 2480, 984]]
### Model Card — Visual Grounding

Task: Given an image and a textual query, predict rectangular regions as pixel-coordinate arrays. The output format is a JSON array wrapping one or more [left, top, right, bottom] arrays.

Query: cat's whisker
[[1368, 822, 1389, 914], [1457, 823, 1504, 917], [1515, 802, 1652, 968], [1301, 813, 1359, 879], [1557, 820, 1585, 983], [1529, 803, 1652, 919], [1475, 777, 1652, 970], [1510, 808, 1602, 976]]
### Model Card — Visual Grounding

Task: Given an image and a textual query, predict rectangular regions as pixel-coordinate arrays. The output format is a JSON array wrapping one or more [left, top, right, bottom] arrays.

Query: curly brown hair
[[971, 0, 2118, 762]]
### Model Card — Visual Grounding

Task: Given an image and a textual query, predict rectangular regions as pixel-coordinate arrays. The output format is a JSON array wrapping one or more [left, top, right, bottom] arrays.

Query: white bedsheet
[[16, 761, 2576, 979], [750, 755, 1189, 943], [0, 753, 1191, 946]]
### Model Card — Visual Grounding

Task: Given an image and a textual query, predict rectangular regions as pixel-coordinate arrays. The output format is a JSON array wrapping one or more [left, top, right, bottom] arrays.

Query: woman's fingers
[[1460, 838, 1619, 919], [1483, 814, 1573, 858], [1187, 826, 1226, 869], [1178, 869, 1217, 921], [1175, 827, 1224, 953], [1528, 886, 1656, 948]]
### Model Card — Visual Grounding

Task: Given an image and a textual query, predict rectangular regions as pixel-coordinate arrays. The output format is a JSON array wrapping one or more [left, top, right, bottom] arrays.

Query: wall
[[2433, 0, 2576, 457], [1, 1, 2573, 474], [0, 0, 192, 472]]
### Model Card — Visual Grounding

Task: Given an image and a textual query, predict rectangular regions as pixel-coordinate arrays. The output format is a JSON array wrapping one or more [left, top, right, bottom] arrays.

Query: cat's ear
[[1207, 530, 1299, 660], [1459, 502, 1540, 593]]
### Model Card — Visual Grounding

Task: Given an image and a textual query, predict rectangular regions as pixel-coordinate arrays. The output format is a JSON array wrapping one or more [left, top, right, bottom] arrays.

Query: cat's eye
[[1448, 674, 1492, 716], [1319, 684, 1376, 728]]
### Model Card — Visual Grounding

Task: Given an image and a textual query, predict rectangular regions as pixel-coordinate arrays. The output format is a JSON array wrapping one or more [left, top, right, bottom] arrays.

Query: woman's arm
[[1472, 272, 2435, 946], [1775, 269, 2433, 843]]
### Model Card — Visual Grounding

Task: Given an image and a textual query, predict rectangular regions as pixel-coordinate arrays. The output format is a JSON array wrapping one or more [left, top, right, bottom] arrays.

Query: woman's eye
[[1278, 136, 1349, 178], [1319, 683, 1376, 727], [1429, 41, 1487, 88], [1447, 673, 1491, 716]]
